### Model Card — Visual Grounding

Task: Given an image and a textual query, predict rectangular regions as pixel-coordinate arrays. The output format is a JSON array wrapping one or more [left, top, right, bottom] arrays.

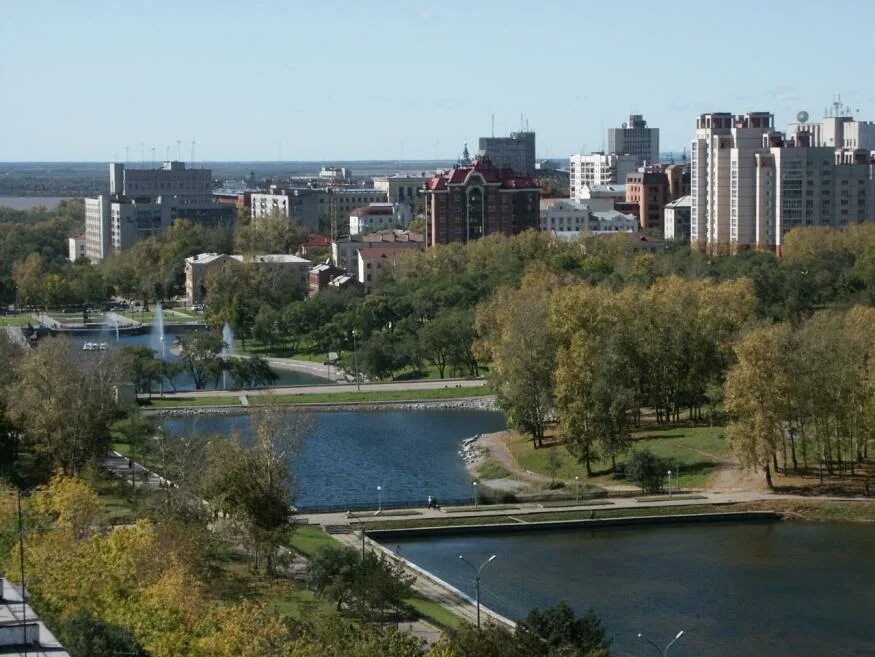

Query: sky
[[2, 0, 874, 162]]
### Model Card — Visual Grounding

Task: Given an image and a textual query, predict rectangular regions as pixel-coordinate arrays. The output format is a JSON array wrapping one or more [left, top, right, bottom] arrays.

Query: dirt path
[[465, 431, 550, 491]]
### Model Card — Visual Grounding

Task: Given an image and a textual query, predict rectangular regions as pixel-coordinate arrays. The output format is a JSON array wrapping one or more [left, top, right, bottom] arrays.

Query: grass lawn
[[509, 424, 732, 490], [476, 461, 512, 480], [405, 595, 462, 630], [444, 504, 519, 513], [0, 314, 35, 326], [91, 473, 139, 524], [287, 524, 339, 558]]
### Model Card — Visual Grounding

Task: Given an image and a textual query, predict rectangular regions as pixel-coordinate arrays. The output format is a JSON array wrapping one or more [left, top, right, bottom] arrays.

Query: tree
[[306, 545, 414, 621], [626, 450, 671, 494], [6, 336, 123, 474], [228, 356, 278, 389], [178, 331, 225, 389], [195, 601, 294, 657], [516, 602, 611, 657], [61, 610, 147, 657], [117, 345, 164, 395], [476, 267, 556, 448]]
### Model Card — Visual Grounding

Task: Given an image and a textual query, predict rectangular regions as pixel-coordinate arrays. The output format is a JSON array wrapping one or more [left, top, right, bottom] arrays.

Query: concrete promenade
[[145, 377, 488, 400]]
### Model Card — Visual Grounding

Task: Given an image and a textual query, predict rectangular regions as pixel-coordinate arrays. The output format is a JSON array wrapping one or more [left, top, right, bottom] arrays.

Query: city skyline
[[2, 0, 874, 161]]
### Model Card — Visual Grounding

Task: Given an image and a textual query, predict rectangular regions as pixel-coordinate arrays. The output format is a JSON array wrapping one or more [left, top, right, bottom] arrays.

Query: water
[[391, 522, 875, 657], [162, 410, 506, 510], [150, 302, 165, 354], [69, 331, 327, 390]]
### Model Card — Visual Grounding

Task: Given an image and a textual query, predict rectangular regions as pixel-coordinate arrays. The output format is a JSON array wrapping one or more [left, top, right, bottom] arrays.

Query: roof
[[350, 204, 394, 217], [186, 252, 229, 265], [304, 234, 332, 247], [241, 254, 311, 264], [425, 158, 539, 192], [664, 195, 692, 209], [593, 210, 638, 222], [586, 184, 626, 195], [357, 247, 409, 260], [0, 579, 71, 656]]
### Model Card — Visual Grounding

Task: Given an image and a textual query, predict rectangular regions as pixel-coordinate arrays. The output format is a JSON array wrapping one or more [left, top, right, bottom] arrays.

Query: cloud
[[415, 9, 434, 20]]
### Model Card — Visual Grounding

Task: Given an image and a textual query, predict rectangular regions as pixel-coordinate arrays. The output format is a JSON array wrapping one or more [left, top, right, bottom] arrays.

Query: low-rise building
[[575, 184, 627, 211], [372, 175, 427, 215], [357, 247, 411, 293], [349, 203, 411, 235], [331, 231, 424, 272], [664, 195, 692, 241], [309, 261, 347, 295], [185, 252, 311, 304], [541, 200, 638, 240], [251, 187, 388, 233], [67, 234, 86, 262]]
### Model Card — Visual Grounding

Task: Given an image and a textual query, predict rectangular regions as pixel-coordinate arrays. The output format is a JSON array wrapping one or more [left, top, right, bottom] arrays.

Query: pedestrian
[[427, 495, 433, 509]]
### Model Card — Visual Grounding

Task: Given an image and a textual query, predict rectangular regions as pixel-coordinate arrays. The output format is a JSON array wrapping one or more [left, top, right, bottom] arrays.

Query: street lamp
[[459, 554, 497, 628], [667, 470, 672, 497], [351, 329, 361, 392], [377, 485, 382, 513], [637, 630, 685, 657], [575, 475, 580, 503], [473, 481, 479, 507], [345, 510, 366, 559]]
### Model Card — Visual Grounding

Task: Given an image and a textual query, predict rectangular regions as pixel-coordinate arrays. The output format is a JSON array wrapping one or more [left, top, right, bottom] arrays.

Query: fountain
[[221, 321, 235, 390], [150, 302, 165, 353]]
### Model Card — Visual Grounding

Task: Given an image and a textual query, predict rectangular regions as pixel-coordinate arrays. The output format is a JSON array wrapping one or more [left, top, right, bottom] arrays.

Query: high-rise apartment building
[[423, 157, 539, 246], [569, 153, 637, 201], [478, 131, 536, 177], [690, 111, 875, 251], [608, 114, 659, 166], [85, 161, 232, 262]]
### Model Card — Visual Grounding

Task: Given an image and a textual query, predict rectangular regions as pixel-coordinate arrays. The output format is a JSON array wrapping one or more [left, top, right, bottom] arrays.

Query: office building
[[423, 156, 539, 246], [540, 199, 637, 240], [85, 162, 233, 262], [478, 131, 536, 177], [251, 187, 387, 233], [626, 171, 671, 232], [608, 114, 659, 166], [570, 153, 637, 200]]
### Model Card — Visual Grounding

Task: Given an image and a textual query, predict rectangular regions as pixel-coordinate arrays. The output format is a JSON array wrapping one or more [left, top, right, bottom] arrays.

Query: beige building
[[185, 252, 311, 304], [331, 231, 424, 272]]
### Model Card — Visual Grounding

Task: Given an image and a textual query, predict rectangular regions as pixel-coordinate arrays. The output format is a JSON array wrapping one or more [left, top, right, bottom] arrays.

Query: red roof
[[358, 247, 406, 260], [425, 158, 539, 192], [351, 205, 394, 217], [304, 234, 331, 247]]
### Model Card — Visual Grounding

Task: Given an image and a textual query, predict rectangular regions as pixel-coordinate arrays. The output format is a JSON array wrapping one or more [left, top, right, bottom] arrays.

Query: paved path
[[146, 378, 487, 400], [102, 450, 169, 491]]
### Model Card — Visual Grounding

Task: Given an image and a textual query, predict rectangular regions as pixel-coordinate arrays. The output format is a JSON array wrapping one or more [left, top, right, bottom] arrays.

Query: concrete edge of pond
[[366, 511, 783, 539], [143, 396, 499, 415]]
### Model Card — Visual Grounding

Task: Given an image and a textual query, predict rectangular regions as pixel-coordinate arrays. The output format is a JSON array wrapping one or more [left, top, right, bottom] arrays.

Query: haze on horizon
[[1, 0, 872, 162]]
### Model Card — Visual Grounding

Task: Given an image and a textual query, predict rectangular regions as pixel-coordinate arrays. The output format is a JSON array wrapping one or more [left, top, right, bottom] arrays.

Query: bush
[[626, 449, 671, 494]]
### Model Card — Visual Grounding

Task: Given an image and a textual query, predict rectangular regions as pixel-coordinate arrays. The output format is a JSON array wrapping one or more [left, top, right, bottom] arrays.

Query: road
[[148, 377, 488, 399]]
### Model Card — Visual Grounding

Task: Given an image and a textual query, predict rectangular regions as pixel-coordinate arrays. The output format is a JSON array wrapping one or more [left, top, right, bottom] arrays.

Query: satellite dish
[[621, 122, 628, 129], [797, 110, 809, 124]]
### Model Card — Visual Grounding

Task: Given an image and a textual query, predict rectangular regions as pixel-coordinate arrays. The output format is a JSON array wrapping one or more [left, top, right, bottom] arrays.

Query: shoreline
[[144, 395, 500, 416]]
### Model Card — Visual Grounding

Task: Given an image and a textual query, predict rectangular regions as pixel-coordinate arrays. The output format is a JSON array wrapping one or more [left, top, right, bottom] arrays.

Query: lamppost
[[459, 554, 497, 629], [473, 481, 479, 507], [575, 475, 580, 503], [376, 485, 382, 513], [345, 510, 366, 559], [667, 470, 672, 497], [351, 329, 361, 392], [637, 630, 685, 657]]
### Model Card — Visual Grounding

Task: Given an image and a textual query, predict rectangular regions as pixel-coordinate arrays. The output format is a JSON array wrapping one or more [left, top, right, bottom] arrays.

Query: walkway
[[147, 378, 487, 400]]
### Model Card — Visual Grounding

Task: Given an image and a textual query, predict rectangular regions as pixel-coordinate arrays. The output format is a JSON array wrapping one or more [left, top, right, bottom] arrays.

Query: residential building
[[665, 164, 691, 200], [67, 234, 86, 262], [788, 113, 875, 151], [184, 252, 311, 304], [663, 195, 692, 241], [357, 248, 411, 293], [608, 114, 659, 166], [332, 231, 425, 272], [372, 175, 427, 215], [349, 203, 411, 235], [626, 172, 671, 232], [569, 153, 637, 200], [691, 110, 875, 251], [689, 112, 777, 247], [319, 166, 351, 183], [85, 162, 233, 262], [478, 131, 536, 176], [423, 157, 539, 246]]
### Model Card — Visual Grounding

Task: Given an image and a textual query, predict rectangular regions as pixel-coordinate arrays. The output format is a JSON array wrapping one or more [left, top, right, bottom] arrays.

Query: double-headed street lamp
[[638, 630, 686, 657], [459, 554, 497, 629]]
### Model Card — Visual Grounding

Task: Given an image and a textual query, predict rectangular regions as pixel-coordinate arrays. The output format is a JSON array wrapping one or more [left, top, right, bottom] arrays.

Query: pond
[[390, 521, 875, 657], [163, 409, 507, 511]]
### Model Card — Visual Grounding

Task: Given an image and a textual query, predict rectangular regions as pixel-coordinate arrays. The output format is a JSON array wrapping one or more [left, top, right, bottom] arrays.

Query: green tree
[[626, 449, 671, 494], [178, 331, 225, 389], [516, 602, 611, 657]]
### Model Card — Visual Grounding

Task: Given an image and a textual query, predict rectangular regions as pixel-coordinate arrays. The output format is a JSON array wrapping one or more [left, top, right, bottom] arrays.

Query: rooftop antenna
[[520, 112, 524, 132], [176, 140, 181, 161], [150, 147, 156, 168], [165, 145, 170, 161], [125, 146, 130, 165], [191, 140, 196, 168]]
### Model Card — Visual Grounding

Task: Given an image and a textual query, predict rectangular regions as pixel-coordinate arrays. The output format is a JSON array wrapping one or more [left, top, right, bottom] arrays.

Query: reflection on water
[[163, 410, 506, 511], [392, 522, 875, 657]]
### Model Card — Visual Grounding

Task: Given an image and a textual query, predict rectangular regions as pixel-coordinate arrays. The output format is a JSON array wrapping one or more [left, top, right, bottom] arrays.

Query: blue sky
[[1, 0, 873, 161]]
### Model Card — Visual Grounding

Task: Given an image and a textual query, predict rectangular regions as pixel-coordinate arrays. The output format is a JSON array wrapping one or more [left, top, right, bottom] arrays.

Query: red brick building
[[423, 158, 539, 246]]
